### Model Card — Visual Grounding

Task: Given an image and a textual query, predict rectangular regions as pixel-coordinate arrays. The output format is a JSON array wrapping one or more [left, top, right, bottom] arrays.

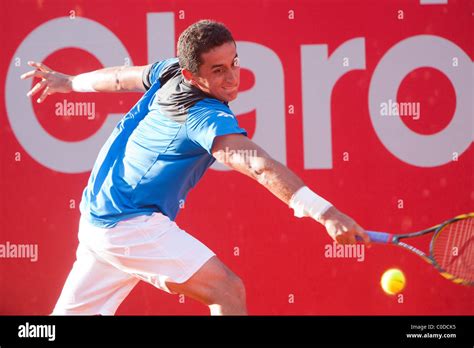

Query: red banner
[[0, 0, 472, 315]]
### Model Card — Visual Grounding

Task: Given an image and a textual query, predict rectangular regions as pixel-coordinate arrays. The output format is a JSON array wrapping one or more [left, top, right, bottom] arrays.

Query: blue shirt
[[79, 58, 247, 228]]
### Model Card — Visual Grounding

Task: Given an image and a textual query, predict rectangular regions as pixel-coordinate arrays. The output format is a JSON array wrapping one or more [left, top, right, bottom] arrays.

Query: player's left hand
[[20, 61, 73, 103], [319, 206, 370, 245]]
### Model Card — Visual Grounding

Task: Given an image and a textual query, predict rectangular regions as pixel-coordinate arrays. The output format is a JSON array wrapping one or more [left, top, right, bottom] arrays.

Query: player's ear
[[182, 68, 197, 85]]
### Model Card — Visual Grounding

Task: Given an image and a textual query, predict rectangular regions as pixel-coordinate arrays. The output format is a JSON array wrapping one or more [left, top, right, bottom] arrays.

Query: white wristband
[[71, 73, 96, 92], [289, 186, 333, 222]]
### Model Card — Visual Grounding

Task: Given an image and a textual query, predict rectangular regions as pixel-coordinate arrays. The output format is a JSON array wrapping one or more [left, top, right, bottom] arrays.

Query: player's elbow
[[214, 146, 276, 185], [247, 156, 277, 185]]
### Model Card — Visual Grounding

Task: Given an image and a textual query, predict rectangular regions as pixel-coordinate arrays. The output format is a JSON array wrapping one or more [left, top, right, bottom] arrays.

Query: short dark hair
[[177, 20, 235, 74]]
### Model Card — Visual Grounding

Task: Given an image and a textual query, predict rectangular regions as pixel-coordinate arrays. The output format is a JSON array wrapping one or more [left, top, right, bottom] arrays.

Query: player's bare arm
[[212, 133, 370, 245], [20, 60, 149, 103]]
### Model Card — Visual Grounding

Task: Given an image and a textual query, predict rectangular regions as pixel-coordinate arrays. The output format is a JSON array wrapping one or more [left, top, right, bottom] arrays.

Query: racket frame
[[369, 213, 473, 286]]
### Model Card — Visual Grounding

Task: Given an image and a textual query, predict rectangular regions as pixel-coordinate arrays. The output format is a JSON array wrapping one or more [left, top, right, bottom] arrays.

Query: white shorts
[[52, 213, 215, 315]]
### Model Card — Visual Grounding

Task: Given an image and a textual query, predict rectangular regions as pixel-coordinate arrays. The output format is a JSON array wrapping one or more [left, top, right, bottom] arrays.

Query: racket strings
[[432, 217, 474, 283]]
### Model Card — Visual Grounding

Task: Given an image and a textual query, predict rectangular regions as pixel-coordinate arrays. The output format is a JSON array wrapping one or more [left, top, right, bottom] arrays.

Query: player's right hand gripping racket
[[360, 213, 474, 286]]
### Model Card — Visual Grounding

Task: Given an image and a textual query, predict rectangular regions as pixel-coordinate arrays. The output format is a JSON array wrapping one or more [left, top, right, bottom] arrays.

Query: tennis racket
[[358, 213, 474, 286]]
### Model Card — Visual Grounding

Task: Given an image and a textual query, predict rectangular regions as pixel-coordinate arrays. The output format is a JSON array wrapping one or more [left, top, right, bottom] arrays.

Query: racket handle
[[356, 231, 392, 244]]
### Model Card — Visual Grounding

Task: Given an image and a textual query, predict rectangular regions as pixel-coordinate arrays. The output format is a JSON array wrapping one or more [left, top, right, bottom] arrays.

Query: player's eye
[[213, 68, 223, 74]]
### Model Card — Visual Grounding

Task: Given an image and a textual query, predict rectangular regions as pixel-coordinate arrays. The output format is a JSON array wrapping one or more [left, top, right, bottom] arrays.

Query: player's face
[[187, 42, 240, 102]]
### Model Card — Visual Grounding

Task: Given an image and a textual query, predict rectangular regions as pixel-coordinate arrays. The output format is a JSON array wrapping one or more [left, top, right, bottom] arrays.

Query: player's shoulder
[[159, 58, 180, 73], [189, 98, 235, 121], [149, 58, 180, 84], [150, 57, 179, 71]]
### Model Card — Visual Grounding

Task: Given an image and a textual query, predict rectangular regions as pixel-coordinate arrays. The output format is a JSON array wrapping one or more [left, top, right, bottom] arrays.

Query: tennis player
[[22, 20, 369, 315]]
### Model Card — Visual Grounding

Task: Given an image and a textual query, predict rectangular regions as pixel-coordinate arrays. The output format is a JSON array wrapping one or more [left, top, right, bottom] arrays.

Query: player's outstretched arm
[[20, 61, 149, 103], [212, 133, 370, 245]]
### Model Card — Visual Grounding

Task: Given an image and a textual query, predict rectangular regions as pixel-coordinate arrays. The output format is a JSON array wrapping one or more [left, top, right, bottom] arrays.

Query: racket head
[[430, 213, 474, 286]]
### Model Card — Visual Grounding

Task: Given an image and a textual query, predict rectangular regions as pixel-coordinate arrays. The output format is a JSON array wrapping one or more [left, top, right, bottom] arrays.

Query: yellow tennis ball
[[380, 268, 406, 295]]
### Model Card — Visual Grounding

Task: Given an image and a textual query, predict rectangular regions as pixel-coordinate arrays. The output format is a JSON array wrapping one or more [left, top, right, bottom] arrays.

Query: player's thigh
[[165, 255, 244, 304], [53, 243, 139, 315]]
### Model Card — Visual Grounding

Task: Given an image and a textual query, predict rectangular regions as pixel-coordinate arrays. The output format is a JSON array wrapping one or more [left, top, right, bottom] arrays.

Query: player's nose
[[225, 68, 238, 85]]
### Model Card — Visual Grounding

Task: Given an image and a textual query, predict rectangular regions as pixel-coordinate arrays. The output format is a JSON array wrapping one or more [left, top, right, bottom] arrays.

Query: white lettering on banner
[[5, 13, 472, 173], [301, 38, 366, 169], [369, 35, 472, 167], [147, 12, 175, 63], [6, 16, 133, 173]]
